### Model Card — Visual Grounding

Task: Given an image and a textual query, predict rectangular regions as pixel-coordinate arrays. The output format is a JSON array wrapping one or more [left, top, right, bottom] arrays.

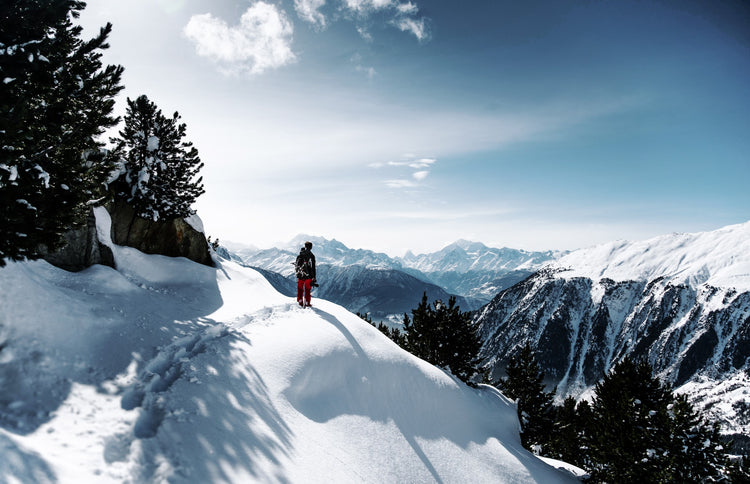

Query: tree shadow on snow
[[0, 433, 57, 483], [128, 328, 295, 483], [0, 259, 227, 436]]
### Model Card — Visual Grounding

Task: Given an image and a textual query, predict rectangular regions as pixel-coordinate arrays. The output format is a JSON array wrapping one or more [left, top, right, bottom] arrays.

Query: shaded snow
[[0, 234, 574, 482]]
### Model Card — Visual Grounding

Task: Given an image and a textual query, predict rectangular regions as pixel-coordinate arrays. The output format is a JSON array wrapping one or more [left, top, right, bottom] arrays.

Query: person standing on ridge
[[295, 241, 316, 307]]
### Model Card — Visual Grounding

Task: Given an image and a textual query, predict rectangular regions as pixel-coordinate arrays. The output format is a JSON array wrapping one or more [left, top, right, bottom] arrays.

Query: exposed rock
[[474, 269, 750, 437], [43, 209, 115, 271], [108, 200, 212, 267]]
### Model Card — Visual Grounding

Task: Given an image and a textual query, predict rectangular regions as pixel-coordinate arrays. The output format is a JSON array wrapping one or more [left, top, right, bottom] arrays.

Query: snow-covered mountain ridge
[[548, 221, 750, 291], [475, 221, 750, 441], [0, 214, 578, 482], [402, 239, 564, 274], [226, 235, 561, 276], [226, 235, 562, 304]]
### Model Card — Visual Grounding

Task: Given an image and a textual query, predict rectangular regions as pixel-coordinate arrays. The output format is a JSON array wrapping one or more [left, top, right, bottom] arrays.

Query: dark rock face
[[44, 201, 212, 271], [108, 200, 212, 267], [43, 209, 115, 271], [475, 269, 750, 391]]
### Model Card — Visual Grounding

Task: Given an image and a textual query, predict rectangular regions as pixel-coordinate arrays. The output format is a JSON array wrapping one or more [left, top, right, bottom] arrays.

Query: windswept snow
[[0, 235, 575, 482], [548, 221, 750, 290]]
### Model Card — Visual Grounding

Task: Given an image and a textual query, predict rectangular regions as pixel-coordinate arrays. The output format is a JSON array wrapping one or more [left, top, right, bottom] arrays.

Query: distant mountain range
[[222, 223, 750, 442], [222, 236, 563, 320], [474, 221, 750, 443]]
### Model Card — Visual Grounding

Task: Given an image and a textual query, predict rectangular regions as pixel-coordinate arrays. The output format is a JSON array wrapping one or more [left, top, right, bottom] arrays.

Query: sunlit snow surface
[[548, 221, 750, 291], [0, 215, 575, 482]]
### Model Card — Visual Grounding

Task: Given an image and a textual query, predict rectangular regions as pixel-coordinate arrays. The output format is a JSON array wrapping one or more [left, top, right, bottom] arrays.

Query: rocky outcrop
[[43, 209, 115, 271], [45, 201, 212, 271], [108, 200, 212, 267]]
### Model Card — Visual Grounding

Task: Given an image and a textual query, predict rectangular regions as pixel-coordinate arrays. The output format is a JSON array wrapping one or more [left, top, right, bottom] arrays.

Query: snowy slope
[[0, 217, 576, 482], [549, 221, 750, 290]]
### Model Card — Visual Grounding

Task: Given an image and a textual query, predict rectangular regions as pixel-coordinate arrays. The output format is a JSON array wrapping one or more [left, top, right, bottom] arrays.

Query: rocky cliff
[[45, 201, 212, 270], [475, 222, 750, 438]]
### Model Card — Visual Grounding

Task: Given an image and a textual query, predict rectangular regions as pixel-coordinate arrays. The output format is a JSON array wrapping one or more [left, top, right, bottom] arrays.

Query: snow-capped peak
[[548, 221, 750, 290]]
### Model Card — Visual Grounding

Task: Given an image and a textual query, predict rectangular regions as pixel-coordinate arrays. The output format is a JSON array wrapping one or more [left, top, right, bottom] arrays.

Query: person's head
[[304, 241, 313, 250]]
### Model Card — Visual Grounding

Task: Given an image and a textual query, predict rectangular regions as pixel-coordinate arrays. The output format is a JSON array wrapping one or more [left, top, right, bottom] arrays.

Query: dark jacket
[[295, 248, 316, 280]]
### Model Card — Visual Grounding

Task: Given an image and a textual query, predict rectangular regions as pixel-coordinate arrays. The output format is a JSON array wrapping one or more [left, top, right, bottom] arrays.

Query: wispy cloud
[[412, 170, 429, 181], [372, 207, 516, 221], [294, 0, 327, 29], [392, 16, 430, 42], [184, 2, 296, 75], [385, 178, 418, 188], [371, 157, 435, 169], [351, 53, 377, 78], [341, 0, 396, 14], [395, 2, 418, 15], [292, 0, 430, 42], [374, 156, 436, 189]]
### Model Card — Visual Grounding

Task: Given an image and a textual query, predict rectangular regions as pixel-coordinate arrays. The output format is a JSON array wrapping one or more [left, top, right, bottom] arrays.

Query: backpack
[[295, 250, 313, 279]]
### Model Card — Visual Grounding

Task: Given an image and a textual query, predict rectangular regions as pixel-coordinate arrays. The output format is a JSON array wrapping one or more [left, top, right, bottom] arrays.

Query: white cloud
[[342, 0, 395, 14], [396, 2, 418, 15], [392, 16, 430, 42], [380, 157, 435, 169], [335, 0, 430, 42], [385, 179, 417, 188], [374, 156, 435, 189], [351, 53, 377, 78], [356, 25, 373, 42], [409, 158, 435, 168], [294, 0, 327, 29], [412, 170, 429, 181], [184, 2, 296, 75]]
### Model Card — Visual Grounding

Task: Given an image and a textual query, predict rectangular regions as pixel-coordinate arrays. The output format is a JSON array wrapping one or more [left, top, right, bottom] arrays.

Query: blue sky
[[78, 0, 750, 256]]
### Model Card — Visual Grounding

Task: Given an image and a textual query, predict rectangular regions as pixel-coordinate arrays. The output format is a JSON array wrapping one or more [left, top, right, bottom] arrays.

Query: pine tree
[[435, 296, 481, 383], [587, 357, 727, 483], [402, 293, 481, 384], [110, 95, 204, 221], [587, 358, 673, 482], [358, 312, 408, 350], [666, 394, 726, 482], [402, 293, 434, 361], [497, 342, 555, 453], [549, 396, 584, 465], [729, 454, 750, 483], [0, 0, 123, 265]]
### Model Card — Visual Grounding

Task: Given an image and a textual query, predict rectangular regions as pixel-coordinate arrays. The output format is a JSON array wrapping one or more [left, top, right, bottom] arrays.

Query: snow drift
[[0, 214, 576, 482]]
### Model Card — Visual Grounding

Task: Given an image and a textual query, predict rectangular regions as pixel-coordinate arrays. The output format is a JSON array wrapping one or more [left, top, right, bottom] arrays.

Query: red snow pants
[[297, 278, 312, 307]]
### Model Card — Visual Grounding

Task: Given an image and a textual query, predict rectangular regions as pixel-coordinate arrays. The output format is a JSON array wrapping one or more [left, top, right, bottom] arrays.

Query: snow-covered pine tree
[[548, 396, 585, 466], [402, 293, 480, 384], [434, 296, 481, 384], [496, 342, 555, 454], [587, 358, 674, 481], [665, 393, 726, 482], [0, 0, 123, 266], [110, 95, 204, 221], [587, 357, 727, 482]]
